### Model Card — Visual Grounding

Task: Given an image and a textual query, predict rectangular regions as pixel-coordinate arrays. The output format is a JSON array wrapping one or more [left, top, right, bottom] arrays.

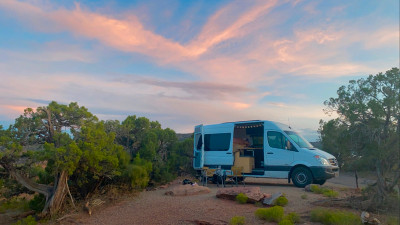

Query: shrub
[[274, 196, 288, 206], [310, 208, 362, 225], [230, 216, 245, 225], [29, 194, 45, 212], [310, 185, 338, 198], [301, 194, 308, 199], [387, 216, 399, 225], [284, 212, 300, 223], [236, 193, 248, 204], [12, 215, 37, 225], [0, 197, 29, 213], [322, 189, 339, 198], [255, 206, 284, 222], [310, 184, 324, 194], [278, 219, 293, 225]]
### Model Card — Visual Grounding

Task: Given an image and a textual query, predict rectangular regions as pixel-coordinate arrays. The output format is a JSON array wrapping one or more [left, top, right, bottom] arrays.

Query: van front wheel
[[291, 167, 312, 188]]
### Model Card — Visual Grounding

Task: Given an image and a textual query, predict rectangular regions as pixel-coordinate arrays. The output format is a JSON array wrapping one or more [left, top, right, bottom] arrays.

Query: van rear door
[[203, 123, 234, 166], [193, 125, 204, 169]]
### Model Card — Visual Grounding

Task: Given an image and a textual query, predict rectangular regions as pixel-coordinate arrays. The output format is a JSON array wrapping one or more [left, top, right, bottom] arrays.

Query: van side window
[[267, 131, 293, 150], [195, 134, 202, 150], [204, 133, 231, 151]]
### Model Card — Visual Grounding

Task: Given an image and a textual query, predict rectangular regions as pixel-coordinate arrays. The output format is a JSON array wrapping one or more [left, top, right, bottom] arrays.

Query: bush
[[28, 194, 45, 212], [310, 208, 362, 225], [278, 219, 293, 225], [387, 216, 399, 225], [230, 216, 245, 225], [310, 185, 338, 198], [284, 212, 300, 223], [236, 193, 248, 204], [322, 189, 339, 198], [0, 197, 29, 213], [274, 196, 288, 206], [255, 206, 284, 222], [310, 184, 324, 194], [12, 215, 37, 225]]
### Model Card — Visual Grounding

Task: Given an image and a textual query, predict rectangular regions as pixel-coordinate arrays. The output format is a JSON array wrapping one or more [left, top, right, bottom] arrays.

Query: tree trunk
[[43, 170, 69, 216], [2, 162, 69, 217]]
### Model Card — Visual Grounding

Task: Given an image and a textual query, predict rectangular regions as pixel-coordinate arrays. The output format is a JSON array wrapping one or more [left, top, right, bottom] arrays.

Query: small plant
[[322, 189, 339, 198], [12, 215, 37, 225], [29, 194, 45, 212], [386, 216, 399, 225], [310, 184, 338, 198], [284, 212, 300, 223], [255, 206, 284, 222], [278, 219, 293, 225], [236, 193, 248, 204], [301, 194, 308, 199], [274, 196, 288, 206], [310, 184, 324, 194], [0, 197, 30, 213], [310, 208, 362, 225], [230, 216, 245, 225]]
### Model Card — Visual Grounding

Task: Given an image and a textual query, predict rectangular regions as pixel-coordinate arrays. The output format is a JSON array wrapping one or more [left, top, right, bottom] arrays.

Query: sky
[[0, 0, 398, 141]]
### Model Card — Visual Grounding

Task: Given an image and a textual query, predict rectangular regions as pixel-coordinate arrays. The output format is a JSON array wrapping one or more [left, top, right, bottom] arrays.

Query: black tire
[[291, 167, 313, 188], [313, 179, 326, 185]]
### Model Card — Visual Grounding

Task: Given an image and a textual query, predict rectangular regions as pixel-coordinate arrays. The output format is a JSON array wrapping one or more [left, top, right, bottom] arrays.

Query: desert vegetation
[[319, 67, 399, 212], [0, 102, 194, 221]]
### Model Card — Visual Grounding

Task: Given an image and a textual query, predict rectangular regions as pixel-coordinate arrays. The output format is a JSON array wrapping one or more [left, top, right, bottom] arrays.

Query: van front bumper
[[310, 166, 339, 180]]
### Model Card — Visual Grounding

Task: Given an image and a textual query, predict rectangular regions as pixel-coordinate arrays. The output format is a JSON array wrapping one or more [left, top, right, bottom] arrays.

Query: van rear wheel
[[291, 167, 312, 188]]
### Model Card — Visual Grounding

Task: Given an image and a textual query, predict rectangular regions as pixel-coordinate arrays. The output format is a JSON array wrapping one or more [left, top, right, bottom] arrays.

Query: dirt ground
[[57, 173, 374, 225]]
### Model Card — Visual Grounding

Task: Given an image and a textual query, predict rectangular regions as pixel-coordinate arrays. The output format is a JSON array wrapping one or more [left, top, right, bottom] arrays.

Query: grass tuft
[[310, 184, 339, 198], [0, 197, 30, 213], [230, 216, 245, 225], [12, 215, 37, 225], [255, 206, 284, 222], [310, 208, 362, 225], [284, 212, 300, 223], [235, 193, 248, 204], [278, 219, 293, 225], [274, 196, 288, 206]]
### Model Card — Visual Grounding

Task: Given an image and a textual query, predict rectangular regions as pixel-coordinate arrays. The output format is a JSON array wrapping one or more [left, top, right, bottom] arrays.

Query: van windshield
[[284, 131, 314, 149]]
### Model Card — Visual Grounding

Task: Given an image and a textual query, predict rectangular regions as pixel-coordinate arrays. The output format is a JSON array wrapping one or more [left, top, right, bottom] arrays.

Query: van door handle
[[267, 152, 274, 154], [226, 152, 232, 154]]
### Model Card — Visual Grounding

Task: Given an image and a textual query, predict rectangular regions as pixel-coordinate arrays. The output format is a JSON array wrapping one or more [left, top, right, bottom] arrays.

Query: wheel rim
[[296, 172, 307, 184]]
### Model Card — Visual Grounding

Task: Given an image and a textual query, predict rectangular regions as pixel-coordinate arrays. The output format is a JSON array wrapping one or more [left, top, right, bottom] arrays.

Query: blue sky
[[0, 0, 398, 141]]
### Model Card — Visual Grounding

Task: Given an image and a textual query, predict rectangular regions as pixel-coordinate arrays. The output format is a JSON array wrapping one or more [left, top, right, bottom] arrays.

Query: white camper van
[[193, 120, 339, 187]]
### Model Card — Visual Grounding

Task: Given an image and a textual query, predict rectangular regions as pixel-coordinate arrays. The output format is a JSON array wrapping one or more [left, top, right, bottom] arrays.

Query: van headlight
[[314, 155, 330, 165]]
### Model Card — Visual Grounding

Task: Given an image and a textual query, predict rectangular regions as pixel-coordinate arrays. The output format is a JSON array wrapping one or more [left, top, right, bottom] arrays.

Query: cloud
[[136, 78, 254, 100]]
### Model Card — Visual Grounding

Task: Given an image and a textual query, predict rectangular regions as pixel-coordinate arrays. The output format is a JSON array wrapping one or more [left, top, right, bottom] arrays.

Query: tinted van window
[[204, 133, 231, 151], [267, 131, 293, 150]]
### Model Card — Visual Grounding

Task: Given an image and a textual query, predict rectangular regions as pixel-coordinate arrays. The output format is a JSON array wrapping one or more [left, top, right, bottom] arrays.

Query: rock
[[263, 192, 283, 205], [165, 185, 211, 196], [361, 211, 381, 225], [361, 211, 370, 223], [305, 184, 312, 192], [159, 184, 168, 189], [216, 187, 266, 203]]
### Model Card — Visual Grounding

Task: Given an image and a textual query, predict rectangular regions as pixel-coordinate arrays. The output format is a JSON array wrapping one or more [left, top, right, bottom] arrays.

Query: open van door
[[193, 124, 204, 169]]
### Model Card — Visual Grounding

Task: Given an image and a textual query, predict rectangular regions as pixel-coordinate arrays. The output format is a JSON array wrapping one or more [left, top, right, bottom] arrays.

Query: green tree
[[0, 101, 97, 216], [320, 67, 399, 210]]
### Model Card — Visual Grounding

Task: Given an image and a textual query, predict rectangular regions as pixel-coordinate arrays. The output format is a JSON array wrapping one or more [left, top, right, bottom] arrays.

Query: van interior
[[233, 122, 264, 175]]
